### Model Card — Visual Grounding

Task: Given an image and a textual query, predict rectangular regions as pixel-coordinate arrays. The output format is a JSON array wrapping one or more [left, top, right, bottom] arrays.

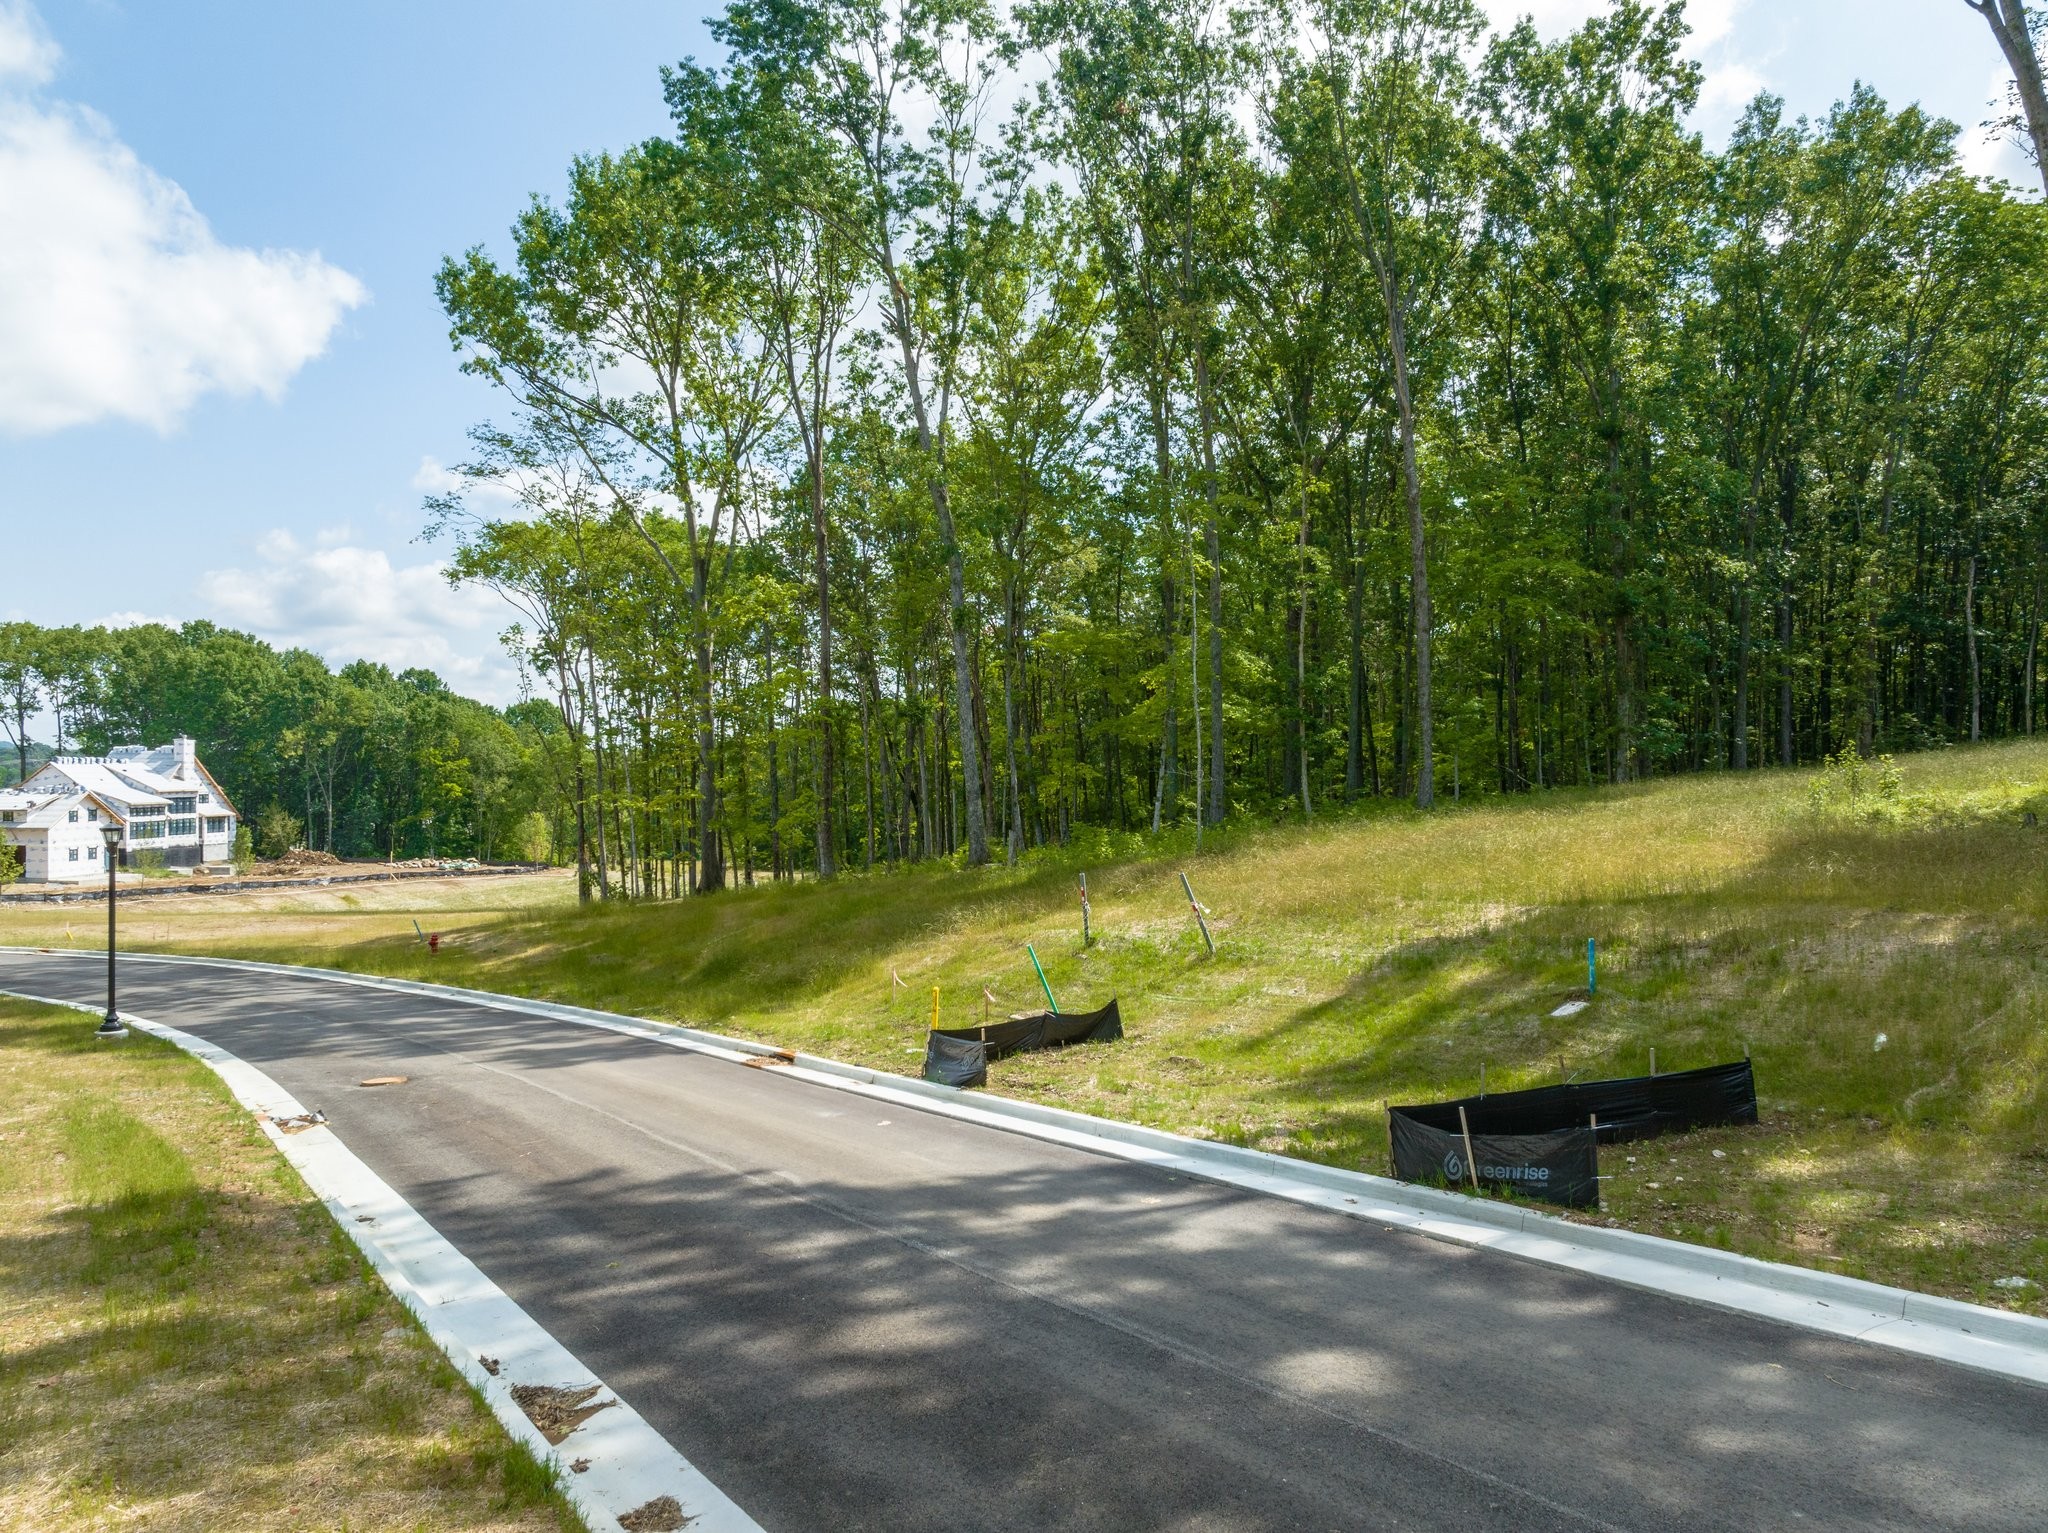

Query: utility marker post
[[1079, 872, 1092, 947], [1587, 938, 1597, 996], [930, 986, 940, 1033], [1026, 944, 1059, 1015], [1179, 872, 1215, 957]]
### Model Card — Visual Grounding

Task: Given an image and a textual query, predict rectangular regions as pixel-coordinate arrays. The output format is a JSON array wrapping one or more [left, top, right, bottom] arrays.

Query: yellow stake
[[930, 986, 940, 1032]]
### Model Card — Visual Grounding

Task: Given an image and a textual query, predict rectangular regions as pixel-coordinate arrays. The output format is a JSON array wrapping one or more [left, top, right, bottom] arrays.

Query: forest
[[418, 0, 2048, 897], [17, 1, 2048, 901], [0, 620, 556, 864]]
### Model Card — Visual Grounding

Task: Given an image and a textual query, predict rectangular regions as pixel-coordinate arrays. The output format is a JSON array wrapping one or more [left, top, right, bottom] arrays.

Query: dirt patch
[[509, 1382, 614, 1444], [618, 1495, 692, 1531], [742, 1049, 797, 1069]]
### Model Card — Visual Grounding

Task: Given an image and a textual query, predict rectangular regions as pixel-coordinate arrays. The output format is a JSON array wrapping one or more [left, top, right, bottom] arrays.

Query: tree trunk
[[883, 270, 989, 866], [1778, 593, 1795, 767], [1967, 552, 1982, 741], [1967, 0, 2048, 196], [811, 449, 836, 878], [1195, 349, 1227, 827], [2025, 574, 2040, 735], [1389, 291, 1434, 809]]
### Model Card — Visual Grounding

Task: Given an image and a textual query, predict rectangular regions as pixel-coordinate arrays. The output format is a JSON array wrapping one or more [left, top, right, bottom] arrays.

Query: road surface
[[3, 950, 2042, 1533]]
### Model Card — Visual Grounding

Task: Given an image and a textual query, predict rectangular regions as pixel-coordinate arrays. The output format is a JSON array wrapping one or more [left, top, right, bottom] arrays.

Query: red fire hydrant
[[427, 932, 442, 954]]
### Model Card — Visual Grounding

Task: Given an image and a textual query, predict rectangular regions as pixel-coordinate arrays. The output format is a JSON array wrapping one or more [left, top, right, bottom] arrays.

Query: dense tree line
[[0, 620, 557, 863], [423, 0, 2048, 898]]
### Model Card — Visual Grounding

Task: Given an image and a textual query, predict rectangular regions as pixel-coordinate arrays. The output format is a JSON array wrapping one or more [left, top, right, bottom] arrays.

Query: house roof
[[0, 787, 123, 831], [29, 761, 172, 809], [27, 741, 241, 819]]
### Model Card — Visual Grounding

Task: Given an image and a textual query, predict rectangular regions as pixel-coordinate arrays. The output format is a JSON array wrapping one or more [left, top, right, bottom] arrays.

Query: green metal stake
[[1587, 938, 1597, 996], [413, 919, 425, 945], [1026, 944, 1059, 1014]]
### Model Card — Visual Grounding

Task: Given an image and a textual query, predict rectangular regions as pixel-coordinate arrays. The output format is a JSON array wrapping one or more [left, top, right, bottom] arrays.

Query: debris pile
[[618, 1496, 690, 1531], [252, 848, 345, 875], [509, 1382, 614, 1444]]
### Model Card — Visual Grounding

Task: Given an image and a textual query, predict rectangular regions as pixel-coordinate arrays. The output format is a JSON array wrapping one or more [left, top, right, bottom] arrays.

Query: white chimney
[[174, 736, 197, 780]]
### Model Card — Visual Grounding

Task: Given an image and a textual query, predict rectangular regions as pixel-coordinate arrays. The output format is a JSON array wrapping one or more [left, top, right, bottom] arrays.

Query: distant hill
[[0, 741, 52, 788]]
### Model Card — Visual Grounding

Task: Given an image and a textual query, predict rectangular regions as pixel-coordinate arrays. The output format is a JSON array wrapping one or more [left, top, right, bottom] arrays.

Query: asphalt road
[[5, 951, 2043, 1533]]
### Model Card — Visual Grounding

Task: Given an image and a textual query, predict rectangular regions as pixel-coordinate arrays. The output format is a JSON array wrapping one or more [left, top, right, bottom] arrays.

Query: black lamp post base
[[94, 1015, 128, 1039]]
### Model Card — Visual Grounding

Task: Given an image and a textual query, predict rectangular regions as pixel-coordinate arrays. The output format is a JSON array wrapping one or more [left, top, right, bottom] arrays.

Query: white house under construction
[[0, 737, 238, 884]]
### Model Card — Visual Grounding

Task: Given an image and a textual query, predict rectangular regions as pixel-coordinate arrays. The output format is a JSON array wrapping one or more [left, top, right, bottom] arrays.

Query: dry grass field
[[0, 997, 579, 1532], [4, 740, 2045, 1315]]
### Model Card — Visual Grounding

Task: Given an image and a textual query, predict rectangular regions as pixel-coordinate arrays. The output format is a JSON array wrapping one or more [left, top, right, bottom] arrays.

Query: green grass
[[6, 741, 2047, 1315], [0, 998, 582, 1533]]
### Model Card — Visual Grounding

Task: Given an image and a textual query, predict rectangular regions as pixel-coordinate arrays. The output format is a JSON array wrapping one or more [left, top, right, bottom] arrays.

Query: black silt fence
[[921, 999, 1124, 1088], [1388, 1114, 1600, 1208], [1396, 1060, 1758, 1144], [1387, 1059, 1758, 1209]]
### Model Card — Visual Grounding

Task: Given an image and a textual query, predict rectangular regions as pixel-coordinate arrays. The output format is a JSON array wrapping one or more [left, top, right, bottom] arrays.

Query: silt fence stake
[[1179, 871, 1216, 957], [930, 986, 940, 1033], [1650, 1046, 1657, 1077], [1079, 872, 1092, 947], [1456, 1105, 1481, 1192], [1480, 1060, 1487, 1097]]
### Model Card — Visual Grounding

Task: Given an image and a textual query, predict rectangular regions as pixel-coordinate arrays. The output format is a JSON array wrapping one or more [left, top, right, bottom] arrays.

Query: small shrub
[[1806, 748, 1903, 820], [255, 804, 304, 858], [511, 810, 553, 866], [231, 825, 255, 874]]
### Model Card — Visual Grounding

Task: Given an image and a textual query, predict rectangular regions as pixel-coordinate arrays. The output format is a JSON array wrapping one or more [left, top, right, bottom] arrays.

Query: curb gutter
[[9, 947, 2047, 1391], [5, 986, 764, 1533]]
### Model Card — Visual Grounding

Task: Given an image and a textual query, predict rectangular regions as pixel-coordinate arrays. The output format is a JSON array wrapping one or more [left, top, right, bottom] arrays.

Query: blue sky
[[0, 0, 2031, 705]]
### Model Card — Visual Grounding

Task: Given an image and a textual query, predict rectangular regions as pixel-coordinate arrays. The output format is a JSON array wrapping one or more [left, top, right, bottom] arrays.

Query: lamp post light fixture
[[97, 822, 126, 1039]]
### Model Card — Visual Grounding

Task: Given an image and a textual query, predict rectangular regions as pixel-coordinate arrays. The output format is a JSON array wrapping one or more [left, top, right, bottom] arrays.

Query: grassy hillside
[[5, 742, 2046, 1315]]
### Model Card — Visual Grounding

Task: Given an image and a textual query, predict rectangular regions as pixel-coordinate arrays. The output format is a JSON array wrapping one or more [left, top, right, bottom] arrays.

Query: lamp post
[[97, 822, 126, 1039]]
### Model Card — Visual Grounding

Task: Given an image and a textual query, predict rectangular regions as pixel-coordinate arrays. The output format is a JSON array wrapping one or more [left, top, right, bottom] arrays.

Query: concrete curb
[[3, 984, 764, 1533], [9, 947, 2047, 1391]]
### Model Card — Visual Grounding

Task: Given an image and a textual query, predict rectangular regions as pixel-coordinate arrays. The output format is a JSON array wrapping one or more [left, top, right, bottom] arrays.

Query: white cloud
[[1478, 0, 1741, 46], [1698, 59, 1766, 125], [197, 532, 524, 705], [1958, 64, 2035, 187], [1682, 0, 1743, 52], [0, 3, 367, 435], [0, 1, 56, 85], [96, 609, 180, 630], [412, 454, 528, 512], [1477, 0, 1606, 35]]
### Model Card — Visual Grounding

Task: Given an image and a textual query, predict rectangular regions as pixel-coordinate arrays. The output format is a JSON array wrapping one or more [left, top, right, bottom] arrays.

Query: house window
[[167, 818, 196, 837], [86, 808, 98, 822], [205, 817, 229, 834], [68, 847, 79, 861], [67, 809, 78, 823], [132, 821, 165, 840], [87, 846, 98, 861], [169, 796, 196, 815], [199, 794, 211, 804]]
